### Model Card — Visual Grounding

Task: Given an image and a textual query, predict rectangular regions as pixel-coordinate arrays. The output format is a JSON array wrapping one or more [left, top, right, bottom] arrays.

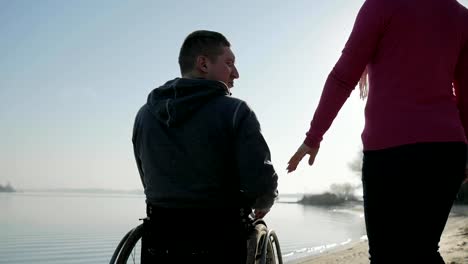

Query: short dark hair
[[178, 30, 231, 75]]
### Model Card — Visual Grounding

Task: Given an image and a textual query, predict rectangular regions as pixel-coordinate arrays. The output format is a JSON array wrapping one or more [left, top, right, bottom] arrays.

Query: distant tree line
[[0, 182, 15, 192], [299, 192, 345, 206], [299, 183, 360, 206]]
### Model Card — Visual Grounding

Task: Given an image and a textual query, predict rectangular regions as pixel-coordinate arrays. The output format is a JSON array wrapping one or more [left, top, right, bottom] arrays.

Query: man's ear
[[196, 56, 209, 73]]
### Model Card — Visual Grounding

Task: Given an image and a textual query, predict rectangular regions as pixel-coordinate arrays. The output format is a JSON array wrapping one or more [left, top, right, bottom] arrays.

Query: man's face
[[205, 46, 239, 89]]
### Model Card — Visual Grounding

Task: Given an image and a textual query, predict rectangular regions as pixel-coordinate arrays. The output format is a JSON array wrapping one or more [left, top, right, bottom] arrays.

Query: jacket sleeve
[[132, 107, 146, 189], [455, 40, 468, 143], [233, 101, 278, 209]]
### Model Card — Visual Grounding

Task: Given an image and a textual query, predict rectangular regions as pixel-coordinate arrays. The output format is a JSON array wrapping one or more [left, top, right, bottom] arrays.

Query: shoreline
[[290, 213, 468, 264]]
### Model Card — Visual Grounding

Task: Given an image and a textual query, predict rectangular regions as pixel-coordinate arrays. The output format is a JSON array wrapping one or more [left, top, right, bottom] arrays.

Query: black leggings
[[362, 142, 466, 264]]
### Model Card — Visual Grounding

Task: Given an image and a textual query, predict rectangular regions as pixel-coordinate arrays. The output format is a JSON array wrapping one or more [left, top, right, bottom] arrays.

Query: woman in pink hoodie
[[287, 0, 468, 263]]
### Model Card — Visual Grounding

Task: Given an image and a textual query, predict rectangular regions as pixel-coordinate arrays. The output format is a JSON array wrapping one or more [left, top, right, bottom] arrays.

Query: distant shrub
[[0, 183, 15, 192], [329, 183, 359, 201], [298, 192, 345, 206]]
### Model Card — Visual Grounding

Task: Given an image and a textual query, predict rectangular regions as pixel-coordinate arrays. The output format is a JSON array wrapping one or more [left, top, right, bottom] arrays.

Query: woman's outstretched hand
[[287, 143, 319, 173]]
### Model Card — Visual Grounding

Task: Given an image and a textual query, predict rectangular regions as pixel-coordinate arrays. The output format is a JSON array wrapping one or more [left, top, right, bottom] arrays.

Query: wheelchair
[[109, 218, 283, 264]]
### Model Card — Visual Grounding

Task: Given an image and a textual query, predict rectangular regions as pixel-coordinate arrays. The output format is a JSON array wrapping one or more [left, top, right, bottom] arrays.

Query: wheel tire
[[268, 230, 283, 264], [246, 222, 268, 264], [115, 224, 144, 264], [109, 229, 133, 264]]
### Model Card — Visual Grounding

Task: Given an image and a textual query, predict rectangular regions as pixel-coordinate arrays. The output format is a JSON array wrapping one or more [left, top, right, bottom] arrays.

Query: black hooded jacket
[[132, 78, 278, 209]]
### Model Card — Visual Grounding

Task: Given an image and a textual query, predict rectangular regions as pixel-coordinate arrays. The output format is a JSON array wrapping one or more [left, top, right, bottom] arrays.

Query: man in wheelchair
[[132, 30, 278, 264]]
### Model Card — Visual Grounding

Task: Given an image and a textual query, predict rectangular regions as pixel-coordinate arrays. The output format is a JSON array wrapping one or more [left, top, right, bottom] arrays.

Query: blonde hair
[[358, 66, 369, 99]]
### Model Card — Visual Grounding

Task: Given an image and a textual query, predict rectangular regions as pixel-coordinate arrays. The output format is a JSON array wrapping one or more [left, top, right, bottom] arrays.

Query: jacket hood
[[147, 78, 230, 127]]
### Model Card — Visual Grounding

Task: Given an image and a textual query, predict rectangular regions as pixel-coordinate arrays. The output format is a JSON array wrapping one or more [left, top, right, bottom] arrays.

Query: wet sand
[[292, 215, 468, 264]]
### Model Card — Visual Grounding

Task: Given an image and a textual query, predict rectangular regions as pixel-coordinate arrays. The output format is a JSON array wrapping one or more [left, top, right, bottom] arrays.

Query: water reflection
[[0, 192, 368, 263]]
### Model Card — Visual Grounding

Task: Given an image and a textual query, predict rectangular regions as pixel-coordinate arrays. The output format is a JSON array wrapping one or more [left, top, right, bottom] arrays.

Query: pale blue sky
[[2, 0, 467, 194]]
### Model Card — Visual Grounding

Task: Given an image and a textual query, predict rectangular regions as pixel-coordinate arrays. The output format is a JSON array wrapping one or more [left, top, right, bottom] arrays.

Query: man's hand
[[253, 208, 270, 219], [286, 143, 319, 173]]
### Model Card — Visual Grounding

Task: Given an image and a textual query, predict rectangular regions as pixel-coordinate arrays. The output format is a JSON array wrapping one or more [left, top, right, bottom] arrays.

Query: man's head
[[178, 30, 239, 89]]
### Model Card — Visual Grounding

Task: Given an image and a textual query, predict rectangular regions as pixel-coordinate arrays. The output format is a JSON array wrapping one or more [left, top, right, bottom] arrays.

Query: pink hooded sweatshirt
[[305, 0, 468, 151]]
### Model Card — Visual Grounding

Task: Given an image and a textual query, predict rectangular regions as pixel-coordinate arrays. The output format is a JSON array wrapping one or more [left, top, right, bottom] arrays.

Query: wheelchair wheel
[[109, 228, 132, 264], [264, 229, 282, 264], [110, 224, 143, 264], [111, 219, 283, 264], [246, 220, 283, 264]]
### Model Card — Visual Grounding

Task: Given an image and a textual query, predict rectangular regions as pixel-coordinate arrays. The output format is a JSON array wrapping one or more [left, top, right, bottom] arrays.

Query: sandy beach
[[292, 214, 468, 264]]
